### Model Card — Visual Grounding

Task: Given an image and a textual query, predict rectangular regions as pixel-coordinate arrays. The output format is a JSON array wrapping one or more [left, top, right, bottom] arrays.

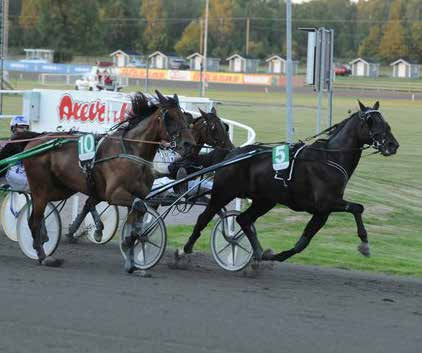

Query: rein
[[0, 134, 170, 147]]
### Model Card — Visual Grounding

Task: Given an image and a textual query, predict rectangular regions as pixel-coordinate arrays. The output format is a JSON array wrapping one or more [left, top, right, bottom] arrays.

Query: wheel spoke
[[146, 239, 161, 249], [98, 206, 108, 217], [142, 218, 160, 237], [217, 242, 230, 255], [231, 244, 236, 265], [235, 242, 252, 254], [231, 230, 245, 241], [141, 242, 147, 265]]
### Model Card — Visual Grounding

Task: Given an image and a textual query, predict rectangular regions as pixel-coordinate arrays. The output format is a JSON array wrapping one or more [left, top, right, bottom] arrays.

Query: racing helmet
[[10, 115, 30, 131]]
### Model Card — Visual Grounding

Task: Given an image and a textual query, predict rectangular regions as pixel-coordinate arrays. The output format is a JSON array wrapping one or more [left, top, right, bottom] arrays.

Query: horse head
[[155, 90, 195, 158], [357, 101, 399, 156], [195, 107, 234, 150]]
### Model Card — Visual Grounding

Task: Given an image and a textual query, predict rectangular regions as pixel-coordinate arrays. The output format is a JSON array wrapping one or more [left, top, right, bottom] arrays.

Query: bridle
[[359, 109, 389, 152], [193, 115, 228, 148], [160, 108, 192, 149]]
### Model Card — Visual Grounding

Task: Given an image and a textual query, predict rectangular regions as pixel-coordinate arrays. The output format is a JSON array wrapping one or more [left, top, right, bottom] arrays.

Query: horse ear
[[211, 106, 217, 115], [184, 112, 194, 125], [358, 100, 366, 111], [155, 90, 167, 104], [373, 101, 380, 110], [198, 108, 207, 117], [173, 94, 179, 106]]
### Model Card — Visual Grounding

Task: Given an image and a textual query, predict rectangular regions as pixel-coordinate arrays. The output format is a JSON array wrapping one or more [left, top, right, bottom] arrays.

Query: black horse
[[177, 101, 399, 263]]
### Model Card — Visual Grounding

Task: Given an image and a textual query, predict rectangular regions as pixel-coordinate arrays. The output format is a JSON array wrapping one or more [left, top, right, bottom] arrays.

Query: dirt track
[[1, 235, 421, 353]]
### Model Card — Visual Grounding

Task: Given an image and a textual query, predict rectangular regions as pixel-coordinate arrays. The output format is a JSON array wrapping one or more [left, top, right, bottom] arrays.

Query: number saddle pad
[[78, 133, 97, 166], [272, 142, 306, 181]]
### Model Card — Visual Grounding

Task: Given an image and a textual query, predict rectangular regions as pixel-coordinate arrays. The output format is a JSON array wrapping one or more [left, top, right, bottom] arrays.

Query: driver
[[0, 115, 31, 191]]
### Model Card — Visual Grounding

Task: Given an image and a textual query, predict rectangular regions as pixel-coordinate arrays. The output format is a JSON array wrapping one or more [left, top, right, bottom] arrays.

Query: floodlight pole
[[201, 0, 209, 97], [285, 0, 294, 143]]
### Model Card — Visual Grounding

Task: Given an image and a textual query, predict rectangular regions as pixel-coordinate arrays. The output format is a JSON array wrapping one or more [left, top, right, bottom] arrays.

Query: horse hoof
[[262, 249, 275, 261], [139, 270, 152, 278], [65, 234, 79, 243], [168, 250, 191, 270], [125, 264, 135, 274], [250, 260, 260, 271], [174, 248, 184, 261], [124, 257, 135, 273], [41, 257, 64, 267], [358, 242, 371, 257], [94, 231, 103, 243]]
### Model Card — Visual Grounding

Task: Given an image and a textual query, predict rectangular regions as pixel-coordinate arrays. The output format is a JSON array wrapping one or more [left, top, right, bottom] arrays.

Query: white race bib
[[78, 134, 96, 162], [272, 145, 290, 171]]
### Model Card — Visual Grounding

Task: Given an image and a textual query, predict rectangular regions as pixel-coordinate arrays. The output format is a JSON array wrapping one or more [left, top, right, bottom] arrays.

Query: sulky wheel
[[1, 192, 28, 242], [211, 210, 253, 272], [17, 202, 62, 260], [85, 202, 119, 244], [120, 205, 167, 270]]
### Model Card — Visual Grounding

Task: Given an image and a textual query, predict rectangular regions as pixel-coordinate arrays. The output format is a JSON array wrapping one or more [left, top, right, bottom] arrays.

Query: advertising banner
[[243, 74, 272, 85], [4, 60, 91, 74], [118, 67, 302, 87], [25, 89, 213, 134]]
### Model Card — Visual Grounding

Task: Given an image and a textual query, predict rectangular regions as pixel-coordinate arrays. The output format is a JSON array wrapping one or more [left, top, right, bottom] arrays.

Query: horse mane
[[326, 113, 357, 140], [125, 93, 158, 127]]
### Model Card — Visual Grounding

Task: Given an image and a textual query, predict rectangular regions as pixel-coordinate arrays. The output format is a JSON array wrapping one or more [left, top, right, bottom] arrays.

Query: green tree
[[358, 25, 382, 59], [140, 0, 168, 52], [404, 0, 422, 62], [33, 0, 102, 56], [208, 0, 234, 57], [174, 20, 201, 56], [100, 0, 141, 53], [163, 0, 202, 51], [378, 0, 408, 62]]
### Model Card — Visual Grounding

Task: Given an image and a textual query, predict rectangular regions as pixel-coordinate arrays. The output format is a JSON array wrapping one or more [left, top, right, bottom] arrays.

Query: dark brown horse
[[187, 107, 234, 154], [22, 91, 195, 271], [177, 101, 399, 263]]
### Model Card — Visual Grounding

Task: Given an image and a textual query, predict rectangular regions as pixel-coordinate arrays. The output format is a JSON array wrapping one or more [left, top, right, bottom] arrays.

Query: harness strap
[[94, 153, 155, 168], [325, 160, 349, 182]]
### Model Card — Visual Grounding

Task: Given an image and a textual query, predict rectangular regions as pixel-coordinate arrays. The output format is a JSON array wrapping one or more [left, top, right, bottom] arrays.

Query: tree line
[[8, 0, 422, 64]]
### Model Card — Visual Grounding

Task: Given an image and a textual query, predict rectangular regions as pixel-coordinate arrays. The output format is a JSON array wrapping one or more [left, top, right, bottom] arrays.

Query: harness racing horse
[[188, 107, 234, 154], [64, 105, 234, 242], [22, 91, 195, 272], [177, 101, 399, 264]]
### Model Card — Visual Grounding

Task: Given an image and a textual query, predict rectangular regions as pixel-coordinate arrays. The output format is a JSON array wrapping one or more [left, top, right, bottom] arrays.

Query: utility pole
[[199, 18, 203, 55], [245, 17, 250, 56], [201, 0, 209, 97], [285, 0, 294, 143], [0, 0, 8, 114], [2, 0, 7, 60]]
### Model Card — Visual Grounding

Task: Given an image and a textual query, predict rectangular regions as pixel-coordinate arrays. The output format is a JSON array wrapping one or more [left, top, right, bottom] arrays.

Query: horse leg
[[236, 199, 276, 260], [109, 188, 147, 273], [270, 213, 329, 262], [65, 197, 97, 240], [29, 196, 64, 267], [331, 200, 370, 257], [89, 204, 105, 242], [123, 198, 147, 273], [180, 193, 235, 256]]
